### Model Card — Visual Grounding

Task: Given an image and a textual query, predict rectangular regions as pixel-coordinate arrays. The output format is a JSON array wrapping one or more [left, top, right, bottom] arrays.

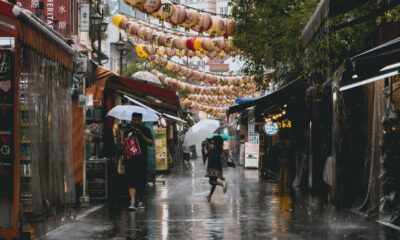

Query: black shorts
[[124, 157, 146, 189]]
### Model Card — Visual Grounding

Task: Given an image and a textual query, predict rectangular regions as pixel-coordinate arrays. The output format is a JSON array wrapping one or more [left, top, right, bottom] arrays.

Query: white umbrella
[[107, 105, 159, 122], [184, 119, 220, 146]]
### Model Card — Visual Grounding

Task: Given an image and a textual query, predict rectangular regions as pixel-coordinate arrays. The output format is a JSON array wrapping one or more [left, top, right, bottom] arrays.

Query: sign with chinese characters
[[264, 122, 279, 136], [80, 4, 90, 32], [17, 0, 72, 37], [277, 119, 292, 129]]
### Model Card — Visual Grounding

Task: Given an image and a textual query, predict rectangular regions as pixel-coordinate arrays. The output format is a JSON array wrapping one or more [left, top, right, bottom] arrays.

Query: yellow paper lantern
[[112, 14, 125, 28], [193, 38, 204, 52], [124, 0, 146, 7], [136, 44, 149, 59]]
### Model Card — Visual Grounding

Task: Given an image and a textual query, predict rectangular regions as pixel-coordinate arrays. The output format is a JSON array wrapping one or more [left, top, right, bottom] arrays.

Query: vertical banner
[[80, 3, 90, 32], [0, 48, 14, 229], [17, 0, 72, 37], [155, 128, 168, 171]]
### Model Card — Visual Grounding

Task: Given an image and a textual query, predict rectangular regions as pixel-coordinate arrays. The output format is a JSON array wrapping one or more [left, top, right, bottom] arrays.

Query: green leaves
[[230, 0, 396, 89]]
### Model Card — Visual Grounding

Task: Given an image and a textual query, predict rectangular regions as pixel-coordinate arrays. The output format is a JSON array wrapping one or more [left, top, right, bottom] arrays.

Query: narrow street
[[43, 159, 399, 240]]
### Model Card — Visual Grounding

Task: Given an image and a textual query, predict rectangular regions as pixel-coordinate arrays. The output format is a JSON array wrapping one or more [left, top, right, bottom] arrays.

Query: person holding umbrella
[[205, 135, 228, 202], [122, 112, 154, 210]]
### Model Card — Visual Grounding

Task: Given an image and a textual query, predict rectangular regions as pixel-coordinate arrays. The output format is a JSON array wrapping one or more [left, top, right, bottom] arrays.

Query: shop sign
[[17, 0, 72, 37], [264, 122, 279, 136], [80, 4, 90, 32]]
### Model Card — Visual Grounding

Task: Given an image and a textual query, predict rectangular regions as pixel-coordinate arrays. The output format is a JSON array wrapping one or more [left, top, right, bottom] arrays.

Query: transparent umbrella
[[107, 105, 159, 122], [184, 119, 220, 146]]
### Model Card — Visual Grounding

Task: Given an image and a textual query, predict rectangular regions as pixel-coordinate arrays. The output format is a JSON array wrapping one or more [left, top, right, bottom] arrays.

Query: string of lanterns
[[148, 55, 254, 86], [150, 70, 257, 96], [182, 99, 228, 116], [119, 12, 229, 39], [112, 15, 236, 59], [187, 94, 236, 106], [122, 0, 236, 37]]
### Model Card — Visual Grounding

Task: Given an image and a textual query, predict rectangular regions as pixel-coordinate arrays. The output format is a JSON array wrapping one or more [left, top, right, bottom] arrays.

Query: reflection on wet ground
[[44, 160, 399, 240]]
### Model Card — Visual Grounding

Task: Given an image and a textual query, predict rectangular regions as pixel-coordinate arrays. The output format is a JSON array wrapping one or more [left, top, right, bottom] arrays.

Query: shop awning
[[107, 75, 180, 115], [340, 36, 400, 91], [228, 79, 306, 118], [301, 0, 369, 49]]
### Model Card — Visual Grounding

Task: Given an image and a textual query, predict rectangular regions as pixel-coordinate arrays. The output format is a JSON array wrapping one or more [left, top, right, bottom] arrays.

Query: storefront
[[333, 34, 400, 228], [228, 80, 308, 185], [0, 2, 76, 238], [83, 68, 183, 199]]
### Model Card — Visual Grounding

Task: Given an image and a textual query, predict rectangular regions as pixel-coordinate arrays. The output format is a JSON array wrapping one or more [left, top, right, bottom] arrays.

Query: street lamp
[[90, 12, 102, 25], [100, 19, 108, 32], [114, 33, 127, 75], [90, 10, 108, 65]]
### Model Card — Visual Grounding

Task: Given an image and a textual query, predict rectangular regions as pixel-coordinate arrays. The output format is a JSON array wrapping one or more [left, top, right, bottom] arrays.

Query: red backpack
[[124, 137, 141, 158]]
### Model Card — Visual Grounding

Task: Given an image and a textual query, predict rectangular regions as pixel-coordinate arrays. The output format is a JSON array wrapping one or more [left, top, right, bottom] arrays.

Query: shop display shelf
[[0, 131, 12, 135]]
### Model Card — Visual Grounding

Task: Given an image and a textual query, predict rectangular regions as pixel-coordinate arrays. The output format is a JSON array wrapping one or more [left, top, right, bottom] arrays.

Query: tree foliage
[[230, 0, 397, 89]]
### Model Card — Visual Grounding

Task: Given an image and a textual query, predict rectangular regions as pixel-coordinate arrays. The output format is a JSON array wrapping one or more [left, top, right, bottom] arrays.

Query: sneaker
[[223, 181, 228, 193], [206, 196, 211, 202], [137, 201, 145, 209], [128, 203, 136, 211]]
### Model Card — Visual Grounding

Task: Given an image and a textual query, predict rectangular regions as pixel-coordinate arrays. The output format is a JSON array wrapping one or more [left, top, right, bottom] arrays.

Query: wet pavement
[[42, 159, 399, 240]]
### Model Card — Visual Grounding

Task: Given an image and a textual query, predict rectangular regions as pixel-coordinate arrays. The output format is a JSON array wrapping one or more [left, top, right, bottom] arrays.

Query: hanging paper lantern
[[154, 0, 175, 20], [167, 5, 187, 25], [202, 38, 216, 52], [180, 10, 200, 29], [191, 13, 212, 33], [137, 26, 146, 39], [166, 48, 175, 57], [112, 14, 125, 28], [173, 36, 187, 50], [144, 28, 154, 41], [186, 38, 196, 51], [143, 0, 162, 13], [193, 38, 204, 52], [156, 46, 166, 56], [224, 19, 236, 37], [165, 61, 175, 71], [206, 51, 218, 59], [136, 44, 149, 59], [157, 33, 167, 46], [165, 36, 174, 48], [128, 22, 140, 36], [124, 0, 146, 6]]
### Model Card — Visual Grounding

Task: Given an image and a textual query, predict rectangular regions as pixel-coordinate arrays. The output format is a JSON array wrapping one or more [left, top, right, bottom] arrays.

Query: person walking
[[205, 135, 228, 202], [122, 112, 153, 210], [182, 144, 191, 169], [201, 138, 210, 165]]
